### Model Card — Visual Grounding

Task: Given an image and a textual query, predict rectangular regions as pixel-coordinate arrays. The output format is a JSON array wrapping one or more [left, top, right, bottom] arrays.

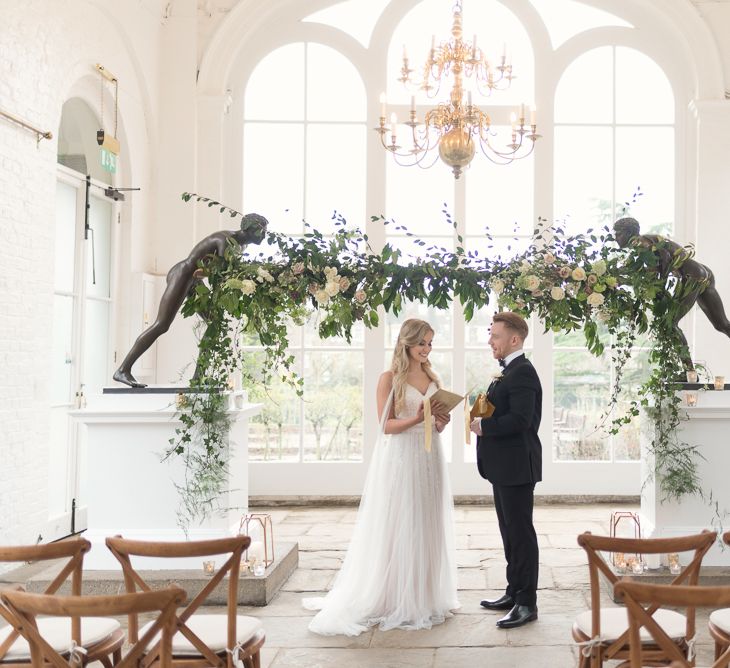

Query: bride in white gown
[[303, 318, 460, 636]]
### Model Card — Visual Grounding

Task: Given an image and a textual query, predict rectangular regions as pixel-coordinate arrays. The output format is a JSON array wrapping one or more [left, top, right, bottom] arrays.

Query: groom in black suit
[[470, 311, 542, 629]]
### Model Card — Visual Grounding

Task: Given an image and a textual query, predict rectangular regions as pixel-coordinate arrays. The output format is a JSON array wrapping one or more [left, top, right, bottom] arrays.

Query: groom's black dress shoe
[[480, 594, 514, 611], [496, 604, 538, 629]]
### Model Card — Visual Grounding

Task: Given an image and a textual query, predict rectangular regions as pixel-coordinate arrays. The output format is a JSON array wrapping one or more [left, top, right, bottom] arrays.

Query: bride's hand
[[430, 400, 447, 415], [416, 401, 425, 422]]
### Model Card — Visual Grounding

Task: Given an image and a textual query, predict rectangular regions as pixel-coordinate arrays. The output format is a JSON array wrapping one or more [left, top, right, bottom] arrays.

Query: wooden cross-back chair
[[573, 530, 716, 668], [1, 587, 185, 668], [616, 580, 730, 668], [709, 531, 730, 663], [105, 535, 265, 668], [0, 539, 124, 668]]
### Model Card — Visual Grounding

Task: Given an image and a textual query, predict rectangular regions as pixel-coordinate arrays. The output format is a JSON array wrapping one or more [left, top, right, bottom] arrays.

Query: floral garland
[[170, 193, 706, 531]]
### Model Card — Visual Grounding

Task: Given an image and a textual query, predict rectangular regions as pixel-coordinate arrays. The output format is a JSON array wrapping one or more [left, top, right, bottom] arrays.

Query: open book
[[428, 388, 466, 414]]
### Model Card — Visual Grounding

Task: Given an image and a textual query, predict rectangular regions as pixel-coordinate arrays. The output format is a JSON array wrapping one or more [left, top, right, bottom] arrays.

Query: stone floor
[[232, 503, 719, 667]]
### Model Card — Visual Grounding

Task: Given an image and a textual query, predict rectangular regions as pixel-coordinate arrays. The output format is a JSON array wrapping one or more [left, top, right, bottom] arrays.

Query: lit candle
[[431, 34, 436, 51], [667, 552, 681, 574], [379, 92, 386, 118], [685, 391, 698, 407], [686, 369, 698, 383], [510, 111, 517, 132], [402, 44, 407, 61], [410, 95, 416, 113], [614, 552, 627, 572], [390, 112, 397, 137], [248, 541, 265, 562], [715, 375, 725, 390], [502, 42, 507, 62], [467, 91, 472, 107], [472, 34, 477, 55], [530, 106, 537, 125], [520, 103, 525, 122], [202, 560, 215, 575]]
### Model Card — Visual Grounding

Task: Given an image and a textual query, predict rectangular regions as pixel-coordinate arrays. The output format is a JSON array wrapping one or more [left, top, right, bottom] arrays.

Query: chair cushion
[[0, 617, 121, 660], [138, 614, 263, 656], [710, 607, 730, 633], [574, 607, 687, 642]]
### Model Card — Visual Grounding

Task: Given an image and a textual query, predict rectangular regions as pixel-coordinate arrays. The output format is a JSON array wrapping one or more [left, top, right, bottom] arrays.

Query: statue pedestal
[[71, 388, 262, 569], [641, 389, 730, 566]]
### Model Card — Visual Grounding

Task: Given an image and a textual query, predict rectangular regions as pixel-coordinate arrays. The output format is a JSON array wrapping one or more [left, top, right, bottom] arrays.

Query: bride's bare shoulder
[[378, 370, 394, 390]]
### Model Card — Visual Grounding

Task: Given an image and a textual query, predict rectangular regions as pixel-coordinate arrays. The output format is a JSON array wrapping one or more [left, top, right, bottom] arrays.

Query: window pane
[[245, 43, 305, 121], [303, 316, 365, 348], [384, 298, 453, 348], [553, 349, 610, 461], [55, 181, 77, 292], [244, 351, 302, 462], [52, 295, 74, 405], [302, 351, 363, 461], [244, 123, 304, 232], [82, 299, 110, 396], [616, 127, 674, 231], [386, 159, 454, 235], [528, 0, 632, 51], [464, 234, 532, 263], [555, 47, 613, 124], [306, 44, 366, 121], [86, 195, 112, 298], [303, 0, 392, 49], [465, 140, 534, 236], [48, 407, 71, 516], [616, 48, 674, 125], [306, 124, 366, 232], [554, 126, 613, 233]]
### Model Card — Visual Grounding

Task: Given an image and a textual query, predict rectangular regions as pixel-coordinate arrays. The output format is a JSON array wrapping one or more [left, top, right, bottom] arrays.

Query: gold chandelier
[[375, 0, 541, 179]]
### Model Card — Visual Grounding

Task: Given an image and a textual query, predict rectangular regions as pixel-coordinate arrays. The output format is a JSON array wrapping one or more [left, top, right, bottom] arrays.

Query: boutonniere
[[490, 372, 504, 385]]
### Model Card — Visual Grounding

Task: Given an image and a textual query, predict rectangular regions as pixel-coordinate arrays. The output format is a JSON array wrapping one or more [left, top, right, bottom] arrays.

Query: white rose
[[491, 279, 505, 294], [338, 276, 351, 292], [314, 289, 330, 305], [524, 275, 540, 291], [240, 279, 256, 295], [592, 259, 607, 276], [571, 267, 587, 281], [291, 262, 305, 275], [324, 266, 339, 281], [354, 289, 367, 303], [596, 309, 610, 323], [587, 292, 605, 307], [550, 286, 565, 301], [519, 260, 532, 274], [543, 252, 556, 264], [257, 267, 274, 283], [325, 281, 340, 297]]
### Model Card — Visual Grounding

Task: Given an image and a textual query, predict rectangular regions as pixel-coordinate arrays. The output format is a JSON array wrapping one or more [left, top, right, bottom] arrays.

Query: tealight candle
[[253, 562, 266, 577], [631, 558, 644, 575], [202, 560, 215, 576], [667, 552, 681, 575], [715, 375, 725, 391], [685, 391, 698, 407], [614, 552, 627, 572], [686, 370, 698, 384]]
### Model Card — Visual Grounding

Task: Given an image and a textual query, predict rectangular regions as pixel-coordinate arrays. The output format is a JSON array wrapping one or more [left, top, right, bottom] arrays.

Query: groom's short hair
[[493, 312, 529, 341]]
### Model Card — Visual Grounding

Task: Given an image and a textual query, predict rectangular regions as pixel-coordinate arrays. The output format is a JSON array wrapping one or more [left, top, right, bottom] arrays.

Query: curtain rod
[[0, 107, 53, 142]]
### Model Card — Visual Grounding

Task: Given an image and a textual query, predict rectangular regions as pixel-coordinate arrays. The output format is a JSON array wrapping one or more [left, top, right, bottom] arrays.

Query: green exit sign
[[100, 148, 117, 173]]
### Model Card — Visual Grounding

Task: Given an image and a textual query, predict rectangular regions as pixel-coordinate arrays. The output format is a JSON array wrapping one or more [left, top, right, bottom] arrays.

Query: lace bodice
[[397, 381, 437, 420]]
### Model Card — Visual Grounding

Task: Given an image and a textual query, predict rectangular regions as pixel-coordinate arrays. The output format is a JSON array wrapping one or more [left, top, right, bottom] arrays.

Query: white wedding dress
[[303, 382, 460, 636]]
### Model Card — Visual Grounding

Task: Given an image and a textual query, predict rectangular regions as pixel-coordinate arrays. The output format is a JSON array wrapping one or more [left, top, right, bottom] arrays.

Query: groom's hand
[[470, 417, 483, 437]]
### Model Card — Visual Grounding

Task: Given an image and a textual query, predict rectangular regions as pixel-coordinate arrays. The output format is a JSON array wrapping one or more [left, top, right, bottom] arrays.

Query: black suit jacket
[[476, 354, 543, 486]]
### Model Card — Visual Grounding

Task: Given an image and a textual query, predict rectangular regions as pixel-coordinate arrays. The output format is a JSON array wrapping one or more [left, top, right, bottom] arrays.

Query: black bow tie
[[498, 359, 506, 368]]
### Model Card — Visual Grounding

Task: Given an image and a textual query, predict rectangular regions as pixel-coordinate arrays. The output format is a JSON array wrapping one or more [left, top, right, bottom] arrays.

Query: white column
[[690, 100, 730, 376]]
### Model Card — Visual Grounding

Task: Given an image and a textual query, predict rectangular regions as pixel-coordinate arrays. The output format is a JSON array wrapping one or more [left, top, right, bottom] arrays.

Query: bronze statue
[[113, 213, 269, 388], [614, 217, 730, 370]]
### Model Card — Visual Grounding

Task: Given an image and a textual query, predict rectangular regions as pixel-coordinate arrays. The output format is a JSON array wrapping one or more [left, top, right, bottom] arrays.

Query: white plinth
[[641, 389, 730, 566], [71, 389, 262, 570]]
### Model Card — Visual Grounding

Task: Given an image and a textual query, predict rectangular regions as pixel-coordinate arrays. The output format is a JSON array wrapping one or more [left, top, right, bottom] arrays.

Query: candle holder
[[239, 513, 275, 567], [609, 510, 643, 570], [685, 391, 698, 407], [202, 560, 216, 576], [613, 552, 627, 573], [667, 552, 681, 575], [253, 562, 266, 577], [715, 376, 725, 391], [686, 370, 698, 384]]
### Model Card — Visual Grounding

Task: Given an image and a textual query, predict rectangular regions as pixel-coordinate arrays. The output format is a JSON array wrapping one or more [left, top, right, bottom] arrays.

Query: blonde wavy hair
[[390, 318, 441, 414]]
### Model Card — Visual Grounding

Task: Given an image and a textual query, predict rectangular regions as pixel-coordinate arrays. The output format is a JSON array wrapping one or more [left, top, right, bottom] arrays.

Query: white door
[[48, 168, 117, 540]]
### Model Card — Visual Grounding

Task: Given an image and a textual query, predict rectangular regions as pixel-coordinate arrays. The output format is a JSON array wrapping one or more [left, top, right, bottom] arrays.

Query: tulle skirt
[[303, 425, 460, 636]]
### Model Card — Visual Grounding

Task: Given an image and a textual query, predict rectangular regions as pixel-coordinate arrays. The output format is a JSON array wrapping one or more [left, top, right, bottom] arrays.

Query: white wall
[[0, 0, 162, 547]]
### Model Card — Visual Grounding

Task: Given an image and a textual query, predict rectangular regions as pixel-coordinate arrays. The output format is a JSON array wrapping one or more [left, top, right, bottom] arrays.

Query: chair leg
[[113, 648, 123, 666], [98, 655, 113, 668]]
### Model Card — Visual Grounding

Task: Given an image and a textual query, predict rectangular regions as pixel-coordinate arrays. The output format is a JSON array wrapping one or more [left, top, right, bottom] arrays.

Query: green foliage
[[168, 192, 710, 530]]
